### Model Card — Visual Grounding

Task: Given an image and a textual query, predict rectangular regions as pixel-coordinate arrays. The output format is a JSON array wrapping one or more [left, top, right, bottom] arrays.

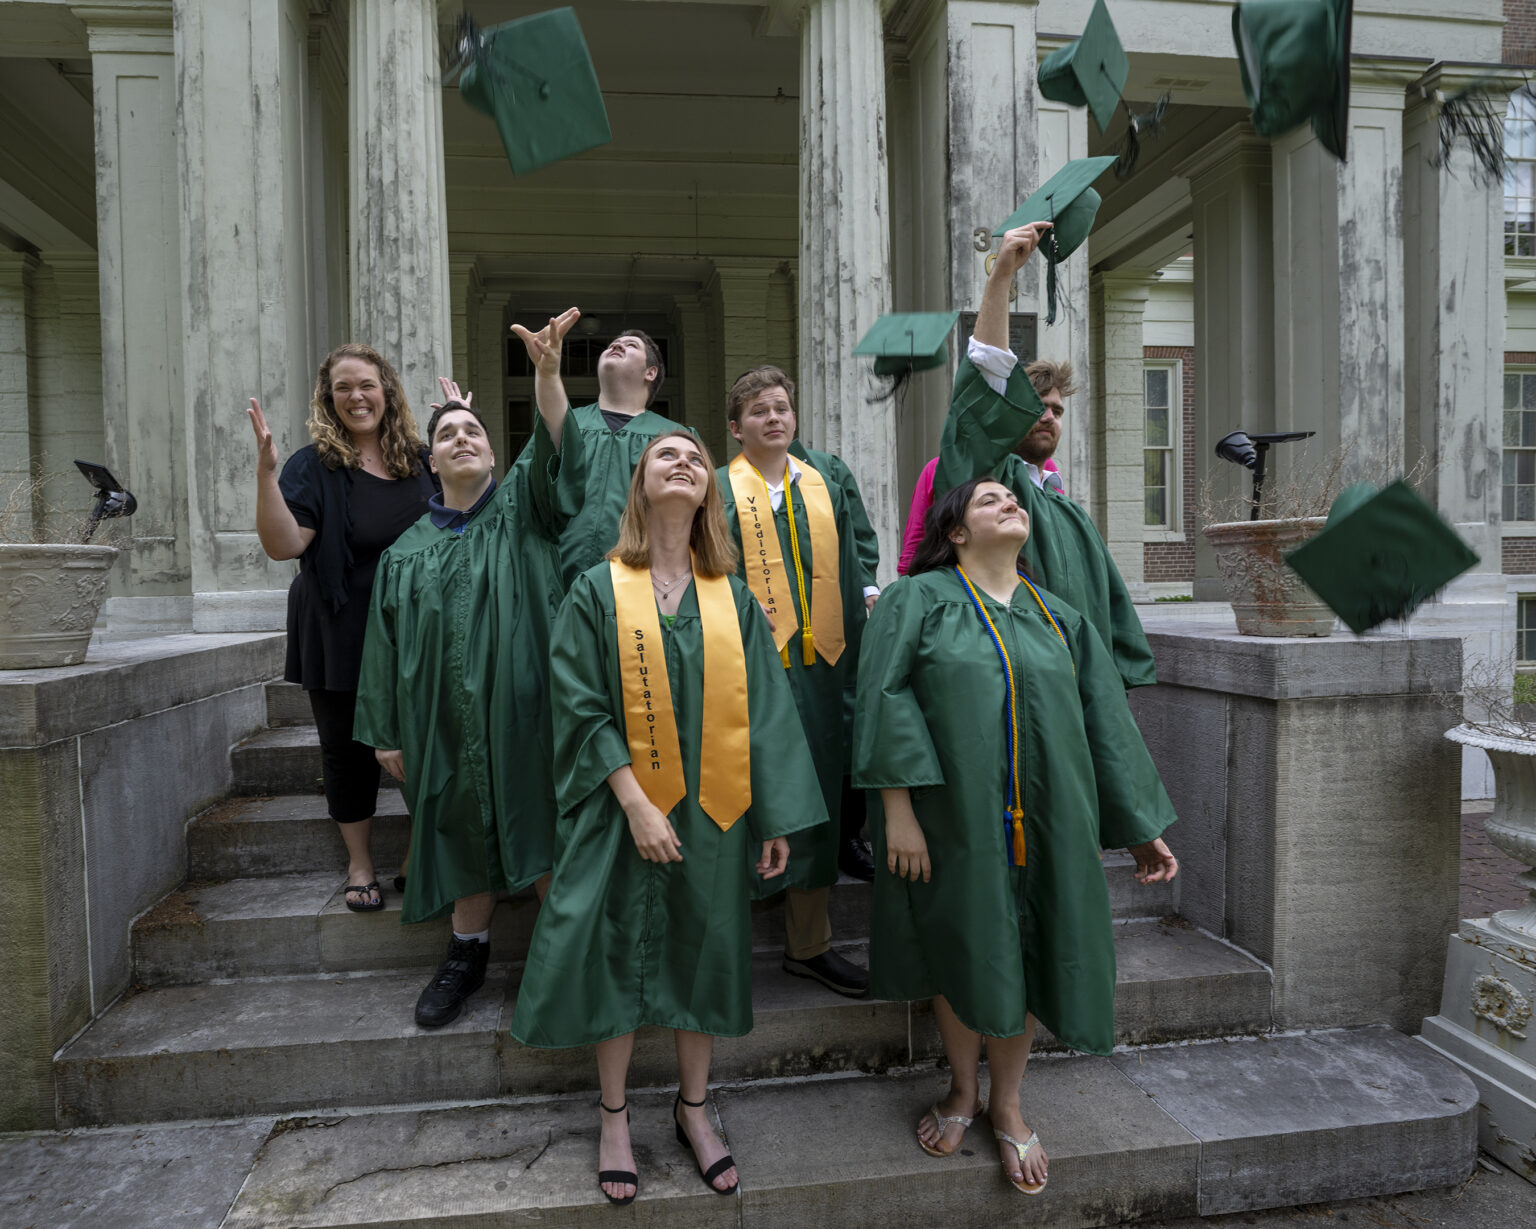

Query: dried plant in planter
[[1435, 652, 1536, 744], [0, 463, 130, 547]]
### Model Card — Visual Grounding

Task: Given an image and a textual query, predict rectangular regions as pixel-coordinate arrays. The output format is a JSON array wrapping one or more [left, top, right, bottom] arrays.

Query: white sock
[[453, 928, 490, 944]]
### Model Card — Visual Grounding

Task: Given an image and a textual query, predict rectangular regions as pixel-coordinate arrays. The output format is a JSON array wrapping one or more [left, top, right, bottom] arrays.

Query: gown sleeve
[[352, 562, 400, 752], [521, 413, 587, 540], [823, 452, 880, 588], [1104, 559, 1159, 689], [851, 578, 946, 790], [932, 356, 1048, 498], [549, 573, 634, 814], [1069, 612, 1178, 848], [738, 581, 830, 842]]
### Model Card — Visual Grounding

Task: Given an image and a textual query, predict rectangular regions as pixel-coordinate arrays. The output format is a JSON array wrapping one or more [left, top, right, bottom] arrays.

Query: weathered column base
[[1421, 919, 1536, 1180]]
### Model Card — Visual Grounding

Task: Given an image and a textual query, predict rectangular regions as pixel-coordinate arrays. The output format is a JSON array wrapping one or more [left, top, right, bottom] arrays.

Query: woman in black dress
[[247, 344, 438, 911]]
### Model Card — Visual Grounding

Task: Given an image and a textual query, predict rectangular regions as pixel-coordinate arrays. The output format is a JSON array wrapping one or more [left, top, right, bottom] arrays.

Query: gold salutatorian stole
[[610, 558, 751, 831], [726, 452, 845, 667]]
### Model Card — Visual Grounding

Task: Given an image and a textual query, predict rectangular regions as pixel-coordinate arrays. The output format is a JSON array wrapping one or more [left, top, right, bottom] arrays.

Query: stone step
[[136, 854, 1172, 986], [30, 1028, 1479, 1228], [60, 923, 1270, 1127], [265, 679, 312, 727], [230, 726, 326, 795], [182, 793, 1177, 917]]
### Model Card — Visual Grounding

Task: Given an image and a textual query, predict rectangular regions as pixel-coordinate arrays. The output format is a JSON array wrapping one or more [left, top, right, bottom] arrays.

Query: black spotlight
[[75, 460, 137, 543], [1213, 429, 1314, 520]]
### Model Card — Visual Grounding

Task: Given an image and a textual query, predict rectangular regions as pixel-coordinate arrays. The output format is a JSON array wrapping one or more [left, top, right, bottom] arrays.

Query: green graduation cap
[[1037, 0, 1129, 135], [994, 156, 1116, 326], [456, 8, 612, 176], [1232, 0, 1353, 161], [1284, 480, 1479, 635], [853, 312, 961, 376]]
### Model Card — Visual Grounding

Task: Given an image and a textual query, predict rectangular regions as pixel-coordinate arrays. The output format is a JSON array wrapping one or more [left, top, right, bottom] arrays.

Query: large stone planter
[[1203, 517, 1333, 637], [0, 543, 117, 668], [1421, 723, 1536, 1179]]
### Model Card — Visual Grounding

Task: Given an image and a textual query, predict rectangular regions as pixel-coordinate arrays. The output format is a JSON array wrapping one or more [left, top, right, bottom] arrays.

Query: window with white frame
[[1143, 363, 1178, 530], [1508, 91, 1536, 257], [1520, 596, 1536, 666], [1504, 371, 1536, 523]]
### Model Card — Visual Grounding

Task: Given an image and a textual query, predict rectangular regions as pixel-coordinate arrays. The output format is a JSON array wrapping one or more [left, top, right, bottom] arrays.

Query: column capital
[[0, 250, 41, 278], [1175, 122, 1270, 190], [1406, 62, 1528, 119], [1091, 269, 1156, 304], [72, 2, 172, 53], [1346, 59, 1423, 110]]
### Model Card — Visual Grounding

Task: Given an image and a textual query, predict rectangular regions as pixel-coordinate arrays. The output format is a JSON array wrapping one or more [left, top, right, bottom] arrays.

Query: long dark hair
[[909, 475, 1016, 574]]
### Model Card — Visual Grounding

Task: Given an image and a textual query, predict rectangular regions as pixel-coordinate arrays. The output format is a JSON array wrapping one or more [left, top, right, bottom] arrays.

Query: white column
[[0, 252, 37, 541], [797, 0, 895, 577], [1272, 72, 1408, 481], [177, 0, 319, 633], [75, 1, 190, 631], [1035, 93, 1092, 512], [29, 254, 105, 540], [1177, 125, 1274, 600], [1090, 272, 1153, 587], [350, 0, 451, 402], [675, 292, 717, 453]]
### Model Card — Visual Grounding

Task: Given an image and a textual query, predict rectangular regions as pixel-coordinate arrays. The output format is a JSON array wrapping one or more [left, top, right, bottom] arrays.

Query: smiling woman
[[245, 344, 439, 915]]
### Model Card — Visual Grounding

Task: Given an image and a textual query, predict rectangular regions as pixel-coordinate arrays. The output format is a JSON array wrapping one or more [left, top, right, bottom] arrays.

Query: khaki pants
[[784, 886, 832, 960]]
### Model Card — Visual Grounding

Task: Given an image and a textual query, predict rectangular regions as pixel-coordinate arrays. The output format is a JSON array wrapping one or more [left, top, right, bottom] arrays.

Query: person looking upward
[[511, 311, 680, 586]]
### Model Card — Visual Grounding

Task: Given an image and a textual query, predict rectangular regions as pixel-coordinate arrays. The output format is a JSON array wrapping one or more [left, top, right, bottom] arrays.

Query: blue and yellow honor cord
[[954, 565, 1072, 867]]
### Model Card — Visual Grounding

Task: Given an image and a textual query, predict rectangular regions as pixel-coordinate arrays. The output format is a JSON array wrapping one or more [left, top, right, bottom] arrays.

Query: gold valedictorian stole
[[727, 454, 844, 667], [610, 558, 751, 831]]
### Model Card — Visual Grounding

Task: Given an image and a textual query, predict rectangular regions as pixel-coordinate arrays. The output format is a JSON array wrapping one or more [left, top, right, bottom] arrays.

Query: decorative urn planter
[[0, 543, 117, 668], [1202, 516, 1334, 637], [1445, 723, 1536, 944]]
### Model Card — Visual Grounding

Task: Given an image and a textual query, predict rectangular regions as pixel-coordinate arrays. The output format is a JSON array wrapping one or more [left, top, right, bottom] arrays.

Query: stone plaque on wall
[[959, 311, 1037, 364]]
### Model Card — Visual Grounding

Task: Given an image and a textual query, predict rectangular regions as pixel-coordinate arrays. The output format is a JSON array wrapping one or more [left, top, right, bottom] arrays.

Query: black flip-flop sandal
[[344, 881, 384, 912]]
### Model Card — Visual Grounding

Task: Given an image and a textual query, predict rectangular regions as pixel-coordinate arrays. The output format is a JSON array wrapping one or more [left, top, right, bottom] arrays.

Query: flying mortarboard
[[454, 8, 612, 176], [1283, 480, 1478, 634], [853, 312, 961, 376], [1037, 0, 1129, 136], [1232, 0, 1353, 161], [994, 156, 1117, 326]]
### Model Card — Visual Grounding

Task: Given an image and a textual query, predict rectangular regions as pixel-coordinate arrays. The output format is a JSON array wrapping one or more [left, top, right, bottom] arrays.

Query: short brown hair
[[1025, 359, 1078, 400], [727, 365, 796, 424], [609, 430, 738, 578], [618, 329, 665, 406]]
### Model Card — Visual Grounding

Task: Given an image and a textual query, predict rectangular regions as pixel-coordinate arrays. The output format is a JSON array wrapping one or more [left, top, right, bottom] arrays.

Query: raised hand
[[247, 398, 279, 476], [510, 307, 581, 378], [992, 222, 1054, 282], [429, 376, 473, 412]]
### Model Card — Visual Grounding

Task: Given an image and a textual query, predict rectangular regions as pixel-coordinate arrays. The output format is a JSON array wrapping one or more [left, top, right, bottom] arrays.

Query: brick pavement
[[1461, 804, 1529, 918]]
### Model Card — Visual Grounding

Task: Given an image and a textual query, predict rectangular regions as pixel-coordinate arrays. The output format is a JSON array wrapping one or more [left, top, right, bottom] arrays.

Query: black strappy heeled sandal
[[673, 1093, 738, 1195], [597, 1100, 637, 1207]]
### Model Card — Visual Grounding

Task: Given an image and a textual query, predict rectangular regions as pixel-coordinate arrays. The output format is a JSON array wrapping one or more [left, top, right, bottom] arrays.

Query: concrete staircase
[[43, 680, 1480, 1227]]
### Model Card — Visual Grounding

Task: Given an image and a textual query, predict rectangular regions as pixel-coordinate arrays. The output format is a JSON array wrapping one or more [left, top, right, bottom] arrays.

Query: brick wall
[[1143, 345, 1197, 582], [1507, 0, 1536, 65]]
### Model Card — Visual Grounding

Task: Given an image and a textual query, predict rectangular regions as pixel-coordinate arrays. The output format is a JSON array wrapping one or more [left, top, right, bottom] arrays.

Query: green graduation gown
[[509, 566, 826, 1046], [353, 419, 583, 924], [852, 569, 1176, 1054], [516, 402, 678, 587], [716, 445, 879, 894], [932, 357, 1157, 689]]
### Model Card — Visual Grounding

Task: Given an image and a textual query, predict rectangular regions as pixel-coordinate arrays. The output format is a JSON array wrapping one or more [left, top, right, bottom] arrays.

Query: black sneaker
[[782, 947, 870, 998], [415, 935, 489, 1028], [838, 835, 875, 882]]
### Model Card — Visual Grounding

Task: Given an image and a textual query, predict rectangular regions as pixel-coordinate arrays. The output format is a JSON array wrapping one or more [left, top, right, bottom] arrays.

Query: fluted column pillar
[[1090, 272, 1153, 587], [797, 0, 895, 578], [350, 0, 451, 401]]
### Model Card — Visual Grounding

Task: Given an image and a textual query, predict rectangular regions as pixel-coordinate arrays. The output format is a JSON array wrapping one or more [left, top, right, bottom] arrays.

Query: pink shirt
[[897, 456, 1062, 575]]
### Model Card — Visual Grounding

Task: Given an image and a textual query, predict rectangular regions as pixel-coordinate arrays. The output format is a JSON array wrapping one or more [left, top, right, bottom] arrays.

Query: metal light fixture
[[1214, 429, 1314, 520]]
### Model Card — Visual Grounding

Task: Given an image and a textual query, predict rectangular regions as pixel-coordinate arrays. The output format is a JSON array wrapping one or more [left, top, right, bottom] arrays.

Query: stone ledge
[[1138, 621, 1461, 700], [0, 632, 285, 747]]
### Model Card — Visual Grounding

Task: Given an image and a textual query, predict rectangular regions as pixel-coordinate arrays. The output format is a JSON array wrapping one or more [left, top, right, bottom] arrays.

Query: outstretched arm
[[510, 307, 581, 449], [247, 398, 315, 561], [974, 223, 1051, 349]]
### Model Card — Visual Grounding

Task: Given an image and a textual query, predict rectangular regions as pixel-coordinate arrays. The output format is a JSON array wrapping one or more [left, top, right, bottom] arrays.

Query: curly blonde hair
[[609, 430, 738, 578], [307, 343, 423, 477]]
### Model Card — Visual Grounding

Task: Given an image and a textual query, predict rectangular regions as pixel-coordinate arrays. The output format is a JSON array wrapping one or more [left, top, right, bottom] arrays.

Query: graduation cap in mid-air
[[1037, 0, 1127, 135], [452, 8, 611, 176], [994, 156, 1116, 326], [1283, 480, 1479, 634], [1232, 0, 1353, 161], [853, 312, 960, 401]]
